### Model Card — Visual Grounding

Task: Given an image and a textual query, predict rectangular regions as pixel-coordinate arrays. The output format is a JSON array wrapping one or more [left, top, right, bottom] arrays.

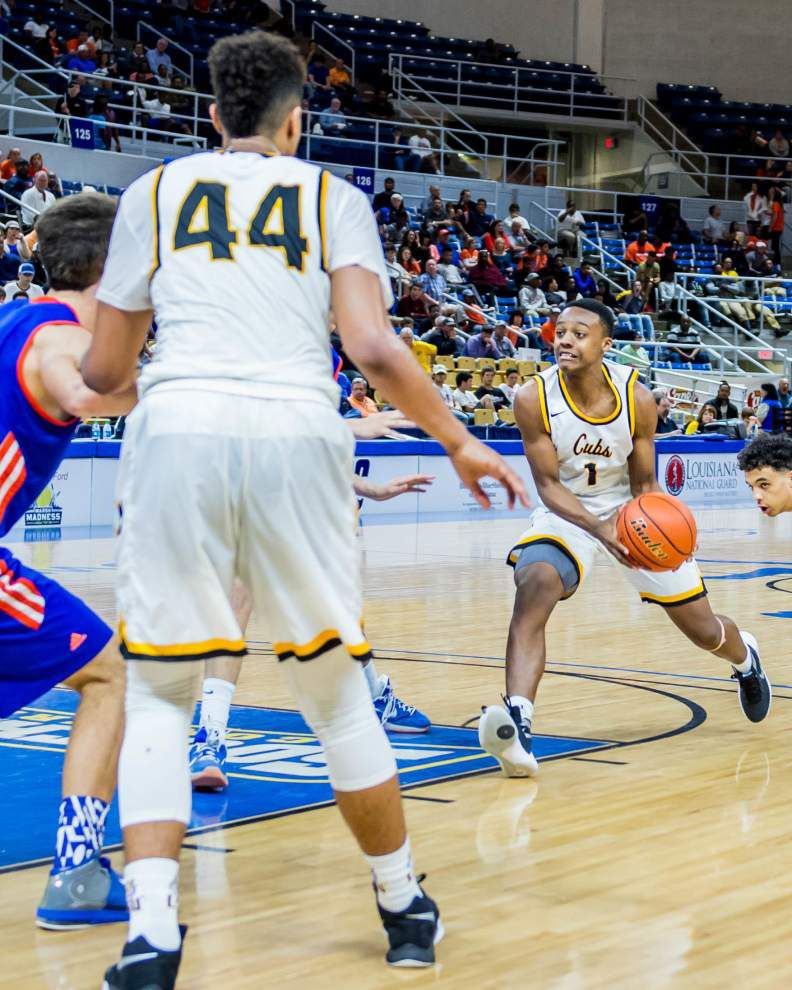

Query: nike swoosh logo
[[117, 952, 160, 971], [550, 410, 564, 417], [405, 912, 437, 921]]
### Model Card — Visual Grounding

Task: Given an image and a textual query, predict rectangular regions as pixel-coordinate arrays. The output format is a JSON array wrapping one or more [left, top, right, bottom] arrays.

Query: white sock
[[199, 678, 235, 742], [508, 695, 534, 726], [125, 858, 181, 951], [365, 838, 422, 913], [362, 659, 385, 701], [733, 640, 752, 674]]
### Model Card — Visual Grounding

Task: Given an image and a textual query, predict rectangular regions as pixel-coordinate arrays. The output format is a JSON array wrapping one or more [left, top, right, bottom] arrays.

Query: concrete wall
[[320, 0, 577, 65]]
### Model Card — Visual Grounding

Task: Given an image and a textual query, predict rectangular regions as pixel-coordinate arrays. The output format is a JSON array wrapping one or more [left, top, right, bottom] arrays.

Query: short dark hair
[[505, 366, 519, 376], [737, 433, 792, 472], [559, 298, 615, 335], [36, 192, 117, 291], [457, 371, 473, 385], [209, 31, 305, 139]]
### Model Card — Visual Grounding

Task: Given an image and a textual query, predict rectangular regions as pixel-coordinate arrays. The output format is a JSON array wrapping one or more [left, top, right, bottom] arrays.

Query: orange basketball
[[615, 493, 697, 572]]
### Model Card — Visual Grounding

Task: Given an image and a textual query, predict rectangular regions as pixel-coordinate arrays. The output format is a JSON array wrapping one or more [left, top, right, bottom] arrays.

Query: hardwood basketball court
[[2, 505, 791, 989]]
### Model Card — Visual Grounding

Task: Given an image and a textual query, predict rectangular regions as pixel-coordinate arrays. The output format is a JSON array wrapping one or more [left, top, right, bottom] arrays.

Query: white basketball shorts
[[116, 386, 370, 663], [507, 506, 706, 606]]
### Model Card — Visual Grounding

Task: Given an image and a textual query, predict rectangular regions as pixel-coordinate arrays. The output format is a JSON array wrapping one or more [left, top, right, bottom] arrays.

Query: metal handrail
[[136, 22, 194, 85], [71, 0, 114, 27], [390, 65, 487, 157], [635, 95, 710, 191], [311, 22, 356, 81]]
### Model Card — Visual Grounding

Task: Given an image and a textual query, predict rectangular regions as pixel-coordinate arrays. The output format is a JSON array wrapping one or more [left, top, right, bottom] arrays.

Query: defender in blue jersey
[[0, 194, 137, 928]]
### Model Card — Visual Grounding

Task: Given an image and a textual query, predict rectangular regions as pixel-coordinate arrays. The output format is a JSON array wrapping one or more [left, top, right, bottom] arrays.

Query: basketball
[[616, 493, 697, 572]]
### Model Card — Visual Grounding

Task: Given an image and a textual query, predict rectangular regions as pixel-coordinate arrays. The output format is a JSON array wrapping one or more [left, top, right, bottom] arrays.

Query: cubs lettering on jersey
[[534, 362, 639, 518], [96, 150, 393, 406]]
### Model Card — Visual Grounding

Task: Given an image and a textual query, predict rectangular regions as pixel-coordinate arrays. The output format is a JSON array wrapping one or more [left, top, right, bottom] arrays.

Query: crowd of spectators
[[1, 148, 62, 229]]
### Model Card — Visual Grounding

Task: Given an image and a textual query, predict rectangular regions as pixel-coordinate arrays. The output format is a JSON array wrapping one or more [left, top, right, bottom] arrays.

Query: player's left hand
[[370, 474, 435, 501], [348, 410, 415, 440]]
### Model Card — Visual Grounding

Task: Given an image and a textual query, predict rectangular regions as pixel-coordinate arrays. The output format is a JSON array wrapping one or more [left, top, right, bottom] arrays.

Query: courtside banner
[[657, 448, 752, 507]]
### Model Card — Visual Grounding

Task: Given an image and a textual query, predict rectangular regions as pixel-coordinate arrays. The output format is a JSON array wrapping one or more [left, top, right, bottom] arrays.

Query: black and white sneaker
[[732, 632, 771, 723], [377, 886, 443, 968], [478, 698, 539, 777], [102, 928, 186, 990]]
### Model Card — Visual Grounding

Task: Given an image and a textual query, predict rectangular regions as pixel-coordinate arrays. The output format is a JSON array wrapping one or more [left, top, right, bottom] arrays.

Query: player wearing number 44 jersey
[[479, 299, 771, 778], [0, 194, 137, 928], [81, 31, 528, 989]]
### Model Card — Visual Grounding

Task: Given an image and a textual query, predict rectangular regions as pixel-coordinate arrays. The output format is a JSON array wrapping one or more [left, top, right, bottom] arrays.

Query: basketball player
[[479, 299, 770, 777], [191, 470, 434, 791], [0, 194, 137, 927], [81, 33, 528, 985], [738, 432, 792, 515]]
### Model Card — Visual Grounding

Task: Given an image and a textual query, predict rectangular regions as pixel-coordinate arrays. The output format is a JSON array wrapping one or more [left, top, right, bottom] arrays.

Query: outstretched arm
[[353, 474, 434, 501], [35, 324, 138, 419]]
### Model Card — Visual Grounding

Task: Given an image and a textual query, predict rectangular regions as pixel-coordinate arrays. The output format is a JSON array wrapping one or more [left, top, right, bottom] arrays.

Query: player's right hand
[[448, 435, 531, 510], [593, 517, 639, 568], [349, 410, 414, 440]]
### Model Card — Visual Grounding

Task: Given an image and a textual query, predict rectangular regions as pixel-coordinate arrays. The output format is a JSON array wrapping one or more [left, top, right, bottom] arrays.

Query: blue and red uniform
[[0, 298, 112, 717]]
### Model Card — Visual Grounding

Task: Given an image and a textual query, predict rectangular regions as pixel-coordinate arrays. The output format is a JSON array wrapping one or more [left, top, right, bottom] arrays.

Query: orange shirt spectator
[[770, 198, 785, 232], [66, 33, 96, 59], [0, 150, 21, 181], [347, 378, 379, 416], [624, 236, 656, 265], [540, 316, 557, 347], [460, 246, 479, 269], [460, 289, 487, 324], [328, 60, 351, 88]]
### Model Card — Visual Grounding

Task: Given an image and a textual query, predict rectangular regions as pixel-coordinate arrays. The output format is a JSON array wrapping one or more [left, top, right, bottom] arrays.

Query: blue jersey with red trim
[[0, 299, 81, 537]]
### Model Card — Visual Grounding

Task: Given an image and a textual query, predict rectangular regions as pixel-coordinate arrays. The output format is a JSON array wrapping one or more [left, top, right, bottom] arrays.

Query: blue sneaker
[[36, 855, 128, 930], [103, 926, 187, 990], [190, 726, 229, 791], [373, 677, 430, 734], [376, 885, 443, 967]]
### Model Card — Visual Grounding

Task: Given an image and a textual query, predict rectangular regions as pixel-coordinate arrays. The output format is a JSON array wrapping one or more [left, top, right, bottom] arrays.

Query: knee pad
[[282, 647, 397, 792], [119, 661, 200, 828]]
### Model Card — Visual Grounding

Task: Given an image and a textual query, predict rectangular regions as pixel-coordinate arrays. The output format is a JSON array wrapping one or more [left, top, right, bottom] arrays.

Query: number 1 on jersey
[[173, 180, 307, 270], [584, 462, 597, 486]]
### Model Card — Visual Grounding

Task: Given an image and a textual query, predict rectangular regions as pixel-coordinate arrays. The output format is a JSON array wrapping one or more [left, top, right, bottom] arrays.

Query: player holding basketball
[[480, 299, 770, 777], [738, 432, 792, 515], [81, 32, 528, 986], [0, 194, 137, 927]]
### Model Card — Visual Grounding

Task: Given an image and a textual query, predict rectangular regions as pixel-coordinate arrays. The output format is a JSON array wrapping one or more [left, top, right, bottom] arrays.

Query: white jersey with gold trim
[[97, 149, 392, 407], [534, 361, 639, 518]]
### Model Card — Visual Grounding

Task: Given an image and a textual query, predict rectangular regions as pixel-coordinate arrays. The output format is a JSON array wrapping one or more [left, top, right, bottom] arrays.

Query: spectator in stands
[[573, 261, 597, 298], [618, 280, 647, 315], [504, 202, 530, 232], [0, 147, 20, 182], [469, 249, 513, 297], [306, 51, 330, 95], [769, 188, 785, 265], [38, 26, 62, 65], [419, 258, 447, 303], [614, 330, 651, 378], [556, 199, 585, 256], [718, 260, 782, 334], [499, 367, 521, 407], [453, 371, 488, 415], [67, 28, 96, 60], [539, 307, 560, 351], [3, 160, 31, 206], [422, 198, 450, 234], [769, 129, 790, 158], [542, 275, 564, 307], [438, 246, 465, 287], [376, 192, 407, 233], [20, 171, 55, 228], [67, 44, 97, 74], [594, 279, 619, 311], [370, 89, 395, 119], [654, 390, 681, 436], [465, 325, 499, 359], [622, 204, 648, 237], [398, 324, 436, 372], [386, 127, 409, 171], [745, 240, 776, 275], [705, 382, 740, 421], [563, 276, 582, 305], [624, 231, 656, 266], [490, 323, 515, 359], [635, 251, 661, 308], [345, 377, 378, 418], [407, 130, 433, 169], [396, 245, 420, 278], [3, 261, 43, 300], [328, 58, 352, 96], [476, 367, 507, 412], [505, 219, 531, 259], [24, 13, 48, 38], [491, 237, 514, 279], [458, 288, 487, 325], [397, 281, 430, 322], [744, 182, 768, 237], [684, 404, 719, 435], [702, 204, 728, 247], [154, 64, 173, 89], [422, 316, 463, 357], [656, 270, 681, 316], [372, 177, 397, 212], [518, 272, 548, 316], [460, 236, 479, 270], [482, 220, 506, 255], [95, 51, 119, 79], [464, 198, 494, 238], [0, 221, 31, 282], [319, 97, 347, 135], [739, 406, 761, 440], [755, 383, 784, 433], [419, 185, 441, 215], [664, 315, 708, 365], [778, 378, 792, 410], [431, 366, 467, 422], [129, 41, 154, 82]]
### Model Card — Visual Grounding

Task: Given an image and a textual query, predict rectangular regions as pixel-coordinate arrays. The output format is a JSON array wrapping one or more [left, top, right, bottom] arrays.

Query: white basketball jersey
[[535, 361, 639, 518], [97, 150, 393, 407]]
